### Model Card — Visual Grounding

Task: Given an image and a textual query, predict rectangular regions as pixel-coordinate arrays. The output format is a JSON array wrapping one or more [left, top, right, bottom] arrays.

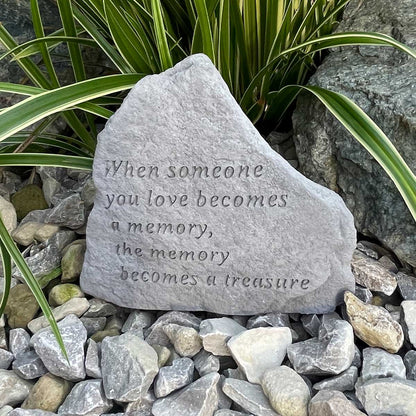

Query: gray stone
[[163, 324, 202, 357], [124, 390, 155, 415], [12, 350, 47, 379], [308, 390, 365, 416], [404, 350, 416, 380], [214, 411, 251, 416], [300, 314, 321, 337], [31, 314, 87, 381], [101, 332, 158, 402], [8, 410, 56, 416], [402, 300, 416, 348], [313, 366, 358, 392], [9, 329, 30, 356], [82, 298, 117, 318], [45, 231, 76, 253], [0, 370, 33, 407], [152, 345, 171, 367], [350, 251, 397, 295], [398, 272, 416, 300], [354, 286, 373, 304], [152, 373, 220, 416], [154, 358, 194, 398], [0, 196, 17, 233], [145, 312, 201, 346], [356, 242, 381, 260], [292, 0, 416, 268], [46, 194, 85, 229], [222, 378, 278, 416], [58, 380, 112, 416], [0, 349, 13, 370], [79, 317, 106, 337], [360, 348, 406, 383], [81, 54, 356, 315], [122, 311, 153, 333], [194, 350, 220, 376], [287, 316, 354, 375], [261, 365, 310, 416], [378, 256, 398, 274], [246, 313, 290, 329], [228, 327, 292, 383], [85, 339, 101, 379], [200, 318, 246, 356], [356, 378, 416, 416], [0, 406, 12, 416]]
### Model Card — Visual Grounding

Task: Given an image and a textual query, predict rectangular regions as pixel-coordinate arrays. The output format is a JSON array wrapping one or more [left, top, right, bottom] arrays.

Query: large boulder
[[292, 0, 416, 266]]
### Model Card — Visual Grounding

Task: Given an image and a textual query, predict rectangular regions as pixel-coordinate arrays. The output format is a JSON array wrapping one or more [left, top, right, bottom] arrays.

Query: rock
[[194, 350, 220, 376], [356, 378, 416, 416], [0, 196, 17, 233], [308, 390, 365, 416], [0, 407, 12, 416], [58, 380, 112, 415], [287, 316, 354, 375], [5, 284, 39, 328], [79, 317, 106, 337], [61, 241, 86, 283], [163, 324, 202, 357], [84, 339, 101, 379], [344, 292, 404, 353], [378, 255, 398, 273], [82, 298, 117, 318], [356, 242, 381, 260], [228, 327, 292, 383], [8, 410, 56, 416], [398, 272, 416, 300], [0, 349, 13, 370], [214, 411, 251, 416], [0, 328, 6, 350], [246, 313, 290, 329], [402, 300, 416, 348], [81, 54, 356, 315], [200, 318, 246, 356], [405, 350, 416, 380], [0, 370, 33, 407], [145, 312, 201, 347], [152, 345, 171, 367], [48, 284, 84, 307], [22, 373, 71, 412], [261, 365, 310, 416], [313, 366, 358, 392], [223, 368, 246, 381], [152, 372, 220, 416], [354, 286, 373, 304], [360, 347, 406, 383], [101, 332, 158, 402], [300, 314, 321, 337], [350, 251, 397, 295], [154, 358, 194, 398], [12, 350, 48, 379], [222, 378, 278, 416], [34, 224, 60, 243], [45, 194, 85, 229], [124, 390, 155, 415], [122, 311, 153, 333], [9, 329, 30, 356], [31, 314, 87, 381], [44, 231, 76, 253], [11, 185, 48, 221], [12, 222, 42, 246], [292, 0, 416, 267]]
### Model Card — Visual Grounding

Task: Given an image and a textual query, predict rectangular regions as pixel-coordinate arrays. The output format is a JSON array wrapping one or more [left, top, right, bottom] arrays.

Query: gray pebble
[[12, 350, 47, 379]]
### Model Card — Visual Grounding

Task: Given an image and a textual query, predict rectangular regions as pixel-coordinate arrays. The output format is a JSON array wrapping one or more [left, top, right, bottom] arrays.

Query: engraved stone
[[81, 54, 356, 314]]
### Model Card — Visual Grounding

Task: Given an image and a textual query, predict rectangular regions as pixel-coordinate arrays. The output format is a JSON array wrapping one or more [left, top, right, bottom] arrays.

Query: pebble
[[57, 379, 112, 415], [0, 370, 33, 407], [4, 284, 39, 328], [261, 365, 310, 416], [48, 284, 84, 307], [85, 339, 101, 379], [124, 390, 155, 415], [287, 316, 354, 375], [11, 185, 48, 221], [246, 313, 290, 329], [163, 324, 202, 357], [356, 241, 381, 259], [200, 318, 246, 356], [404, 350, 416, 380], [354, 286, 373, 304], [308, 390, 365, 416], [34, 224, 60, 243], [45, 231, 76, 253], [79, 317, 106, 337], [28, 298, 90, 333], [101, 332, 158, 402], [0, 195, 17, 233], [356, 378, 416, 416], [31, 314, 87, 381], [152, 345, 171, 368], [300, 314, 321, 337], [122, 310, 153, 333], [45, 194, 85, 229], [378, 255, 398, 273], [0, 407, 13, 416], [82, 298, 117, 318], [154, 358, 194, 398], [152, 372, 220, 416], [9, 329, 30, 356], [222, 378, 278, 416], [194, 349, 220, 376], [397, 272, 416, 300], [22, 373, 71, 412], [9, 410, 56, 416], [344, 291, 404, 353], [402, 300, 416, 348], [351, 250, 397, 295], [228, 327, 292, 383], [12, 350, 47, 379], [313, 366, 358, 392], [12, 222, 42, 246], [61, 240, 86, 282], [0, 349, 13, 370], [215, 411, 251, 416]]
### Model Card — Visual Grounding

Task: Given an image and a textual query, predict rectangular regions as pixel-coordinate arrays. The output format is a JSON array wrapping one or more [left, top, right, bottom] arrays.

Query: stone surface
[[0, 370, 33, 407], [48, 284, 84, 307], [154, 358, 194, 398], [194, 350, 220, 376], [163, 324, 202, 357], [5, 284, 39, 328], [292, 0, 416, 267], [11, 185, 48, 221], [0, 196, 17, 233], [152, 372, 220, 416], [9, 329, 30, 356], [101, 332, 158, 402], [398, 272, 416, 300], [313, 366, 358, 392], [8, 410, 56, 416], [0, 349, 13, 370], [287, 316, 354, 375], [45, 194, 85, 230], [228, 327, 292, 383], [61, 241, 86, 283], [200, 318, 246, 356], [22, 373, 72, 412], [246, 313, 290, 330], [308, 390, 365, 416], [356, 378, 416, 416], [261, 365, 310, 416], [344, 292, 404, 353], [122, 310, 153, 333], [402, 300, 416, 348], [124, 390, 155, 415], [351, 251, 397, 295], [85, 339, 101, 379], [81, 54, 356, 315], [222, 378, 278, 416], [79, 317, 106, 337], [57, 380, 112, 416], [12, 222, 42, 246], [82, 298, 117, 318], [31, 314, 87, 381], [404, 350, 416, 380], [12, 350, 48, 379]]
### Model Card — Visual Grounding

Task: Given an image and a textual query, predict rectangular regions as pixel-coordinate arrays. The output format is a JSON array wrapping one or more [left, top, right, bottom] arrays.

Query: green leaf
[[194, 0, 215, 63], [0, 74, 142, 142], [0, 241, 12, 317], [151, 0, 173, 70], [0, 154, 92, 170]]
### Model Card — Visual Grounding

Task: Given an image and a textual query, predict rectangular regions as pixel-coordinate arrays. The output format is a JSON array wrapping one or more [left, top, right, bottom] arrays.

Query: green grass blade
[[151, 0, 173, 70], [0, 241, 12, 317], [0, 216, 68, 359], [0, 153, 92, 170], [0, 74, 142, 142], [194, 0, 215, 63]]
